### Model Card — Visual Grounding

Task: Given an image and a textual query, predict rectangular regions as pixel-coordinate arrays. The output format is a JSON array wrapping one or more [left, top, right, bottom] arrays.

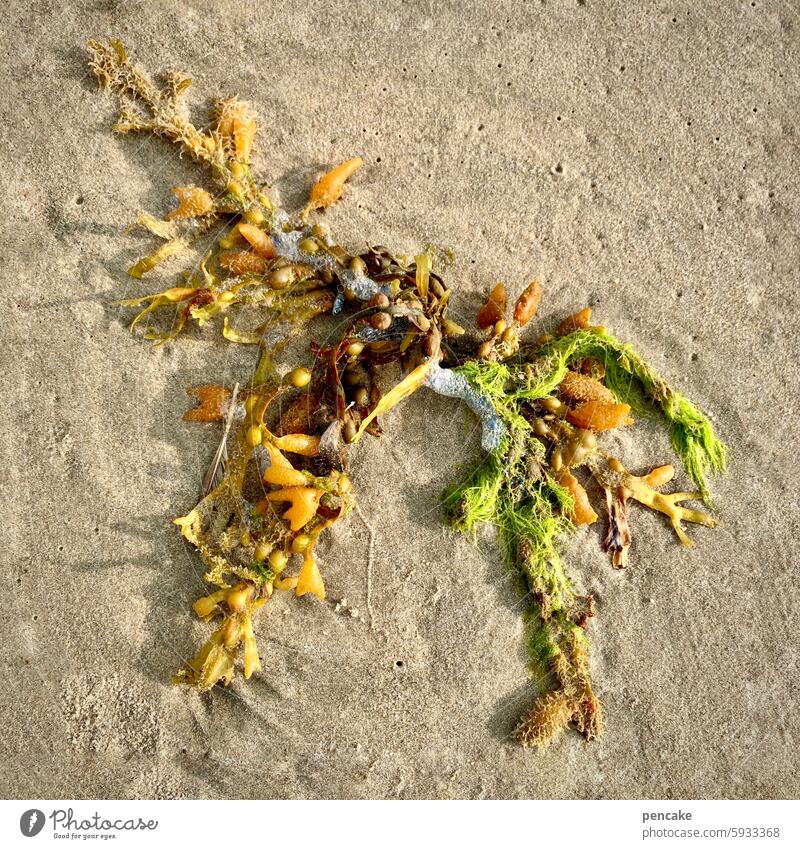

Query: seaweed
[[443, 318, 724, 743], [90, 40, 727, 747]]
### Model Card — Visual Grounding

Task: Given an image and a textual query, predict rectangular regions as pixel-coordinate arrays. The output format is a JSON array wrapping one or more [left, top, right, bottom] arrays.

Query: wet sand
[[2, 0, 798, 798]]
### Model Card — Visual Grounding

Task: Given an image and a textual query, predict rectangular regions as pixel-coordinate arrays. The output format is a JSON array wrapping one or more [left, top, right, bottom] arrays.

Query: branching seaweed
[[90, 40, 727, 748]]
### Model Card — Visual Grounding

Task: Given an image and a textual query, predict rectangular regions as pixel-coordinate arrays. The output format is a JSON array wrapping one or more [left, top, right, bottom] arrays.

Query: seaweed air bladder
[[89, 39, 727, 747]]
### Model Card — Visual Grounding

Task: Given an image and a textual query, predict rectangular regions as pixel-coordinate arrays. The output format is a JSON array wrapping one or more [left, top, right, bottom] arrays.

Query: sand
[[2, 0, 798, 799]]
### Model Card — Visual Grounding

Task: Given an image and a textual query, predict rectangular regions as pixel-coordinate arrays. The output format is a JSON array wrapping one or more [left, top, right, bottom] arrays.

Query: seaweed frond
[[534, 329, 727, 500], [89, 38, 215, 164], [443, 426, 599, 747], [442, 438, 509, 537]]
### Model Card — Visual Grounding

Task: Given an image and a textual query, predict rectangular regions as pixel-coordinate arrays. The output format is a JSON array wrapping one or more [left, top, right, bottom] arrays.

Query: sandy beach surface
[[2, 0, 798, 799]]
